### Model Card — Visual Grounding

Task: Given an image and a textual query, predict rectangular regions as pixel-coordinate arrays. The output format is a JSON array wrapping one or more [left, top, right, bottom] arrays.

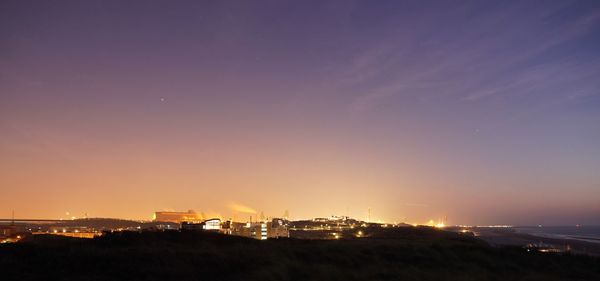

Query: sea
[[514, 226, 600, 244]]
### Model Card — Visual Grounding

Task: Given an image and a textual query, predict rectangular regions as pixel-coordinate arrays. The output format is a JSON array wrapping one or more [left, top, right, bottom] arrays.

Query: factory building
[[0, 225, 17, 238], [154, 210, 203, 223], [180, 218, 289, 240], [203, 218, 221, 230], [267, 218, 289, 239], [0, 225, 24, 243], [181, 218, 222, 232], [224, 218, 289, 240]]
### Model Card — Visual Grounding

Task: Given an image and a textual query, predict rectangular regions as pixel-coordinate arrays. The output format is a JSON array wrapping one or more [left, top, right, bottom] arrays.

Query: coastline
[[474, 227, 600, 256]]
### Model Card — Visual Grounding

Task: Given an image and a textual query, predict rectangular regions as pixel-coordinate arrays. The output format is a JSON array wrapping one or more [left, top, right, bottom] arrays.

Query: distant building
[[181, 218, 222, 232], [154, 210, 203, 223], [525, 242, 563, 253], [180, 221, 203, 231], [39, 226, 100, 239], [175, 213, 289, 240], [268, 218, 289, 239], [0, 225, 17, 238], [224, 218, 289, 240], [313, 216, 350, 222], [203, 218, 221, 230]]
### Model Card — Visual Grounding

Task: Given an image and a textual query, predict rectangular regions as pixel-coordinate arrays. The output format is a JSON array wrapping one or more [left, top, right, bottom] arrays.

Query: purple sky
[[1, 0, 599, 225]]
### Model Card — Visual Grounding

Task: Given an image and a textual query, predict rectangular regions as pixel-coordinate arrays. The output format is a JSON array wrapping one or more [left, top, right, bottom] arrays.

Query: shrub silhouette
[[1, 228, 599, 281]]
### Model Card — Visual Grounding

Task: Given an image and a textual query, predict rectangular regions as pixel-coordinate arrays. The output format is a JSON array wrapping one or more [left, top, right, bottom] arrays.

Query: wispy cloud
[[331, 1, 600, 112]]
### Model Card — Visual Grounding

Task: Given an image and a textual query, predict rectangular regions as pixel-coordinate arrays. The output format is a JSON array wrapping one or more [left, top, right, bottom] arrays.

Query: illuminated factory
[[181, 217, 290, 240], [0, 224, 19, 243], [39, 226, 101, 239], [153, 210, 204, 223], [225, 218, 290, 240], [181, 218, 222, 231]]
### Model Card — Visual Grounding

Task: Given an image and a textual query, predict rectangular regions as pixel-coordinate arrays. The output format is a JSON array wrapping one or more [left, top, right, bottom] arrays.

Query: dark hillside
[[1, 228, 599, 281]]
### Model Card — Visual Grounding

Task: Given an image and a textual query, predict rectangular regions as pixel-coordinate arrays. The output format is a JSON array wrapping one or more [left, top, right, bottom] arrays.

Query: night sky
[[1, 0, 599, 225]]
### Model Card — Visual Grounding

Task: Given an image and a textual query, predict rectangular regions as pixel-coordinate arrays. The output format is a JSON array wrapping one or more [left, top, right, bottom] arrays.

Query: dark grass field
[[1, 227, 599, 281]]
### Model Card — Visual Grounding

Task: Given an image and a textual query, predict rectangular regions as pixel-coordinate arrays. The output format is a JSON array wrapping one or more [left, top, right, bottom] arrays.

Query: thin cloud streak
[[330, 1, 600, 112]]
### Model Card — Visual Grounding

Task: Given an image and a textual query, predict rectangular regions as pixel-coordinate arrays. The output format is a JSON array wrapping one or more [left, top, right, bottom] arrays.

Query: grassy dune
[[1, 227, 599, 281]]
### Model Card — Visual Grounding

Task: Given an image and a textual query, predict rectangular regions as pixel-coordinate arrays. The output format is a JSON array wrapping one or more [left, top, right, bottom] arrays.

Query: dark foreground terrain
[[1, 227, 599, 281]]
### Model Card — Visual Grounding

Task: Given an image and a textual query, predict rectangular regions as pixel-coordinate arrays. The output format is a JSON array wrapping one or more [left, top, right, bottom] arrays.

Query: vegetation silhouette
[[1, 227, 599, 281]]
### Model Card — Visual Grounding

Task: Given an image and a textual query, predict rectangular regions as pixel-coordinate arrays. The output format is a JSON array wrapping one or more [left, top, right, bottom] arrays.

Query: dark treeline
[[1, 227, 599, 281]]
